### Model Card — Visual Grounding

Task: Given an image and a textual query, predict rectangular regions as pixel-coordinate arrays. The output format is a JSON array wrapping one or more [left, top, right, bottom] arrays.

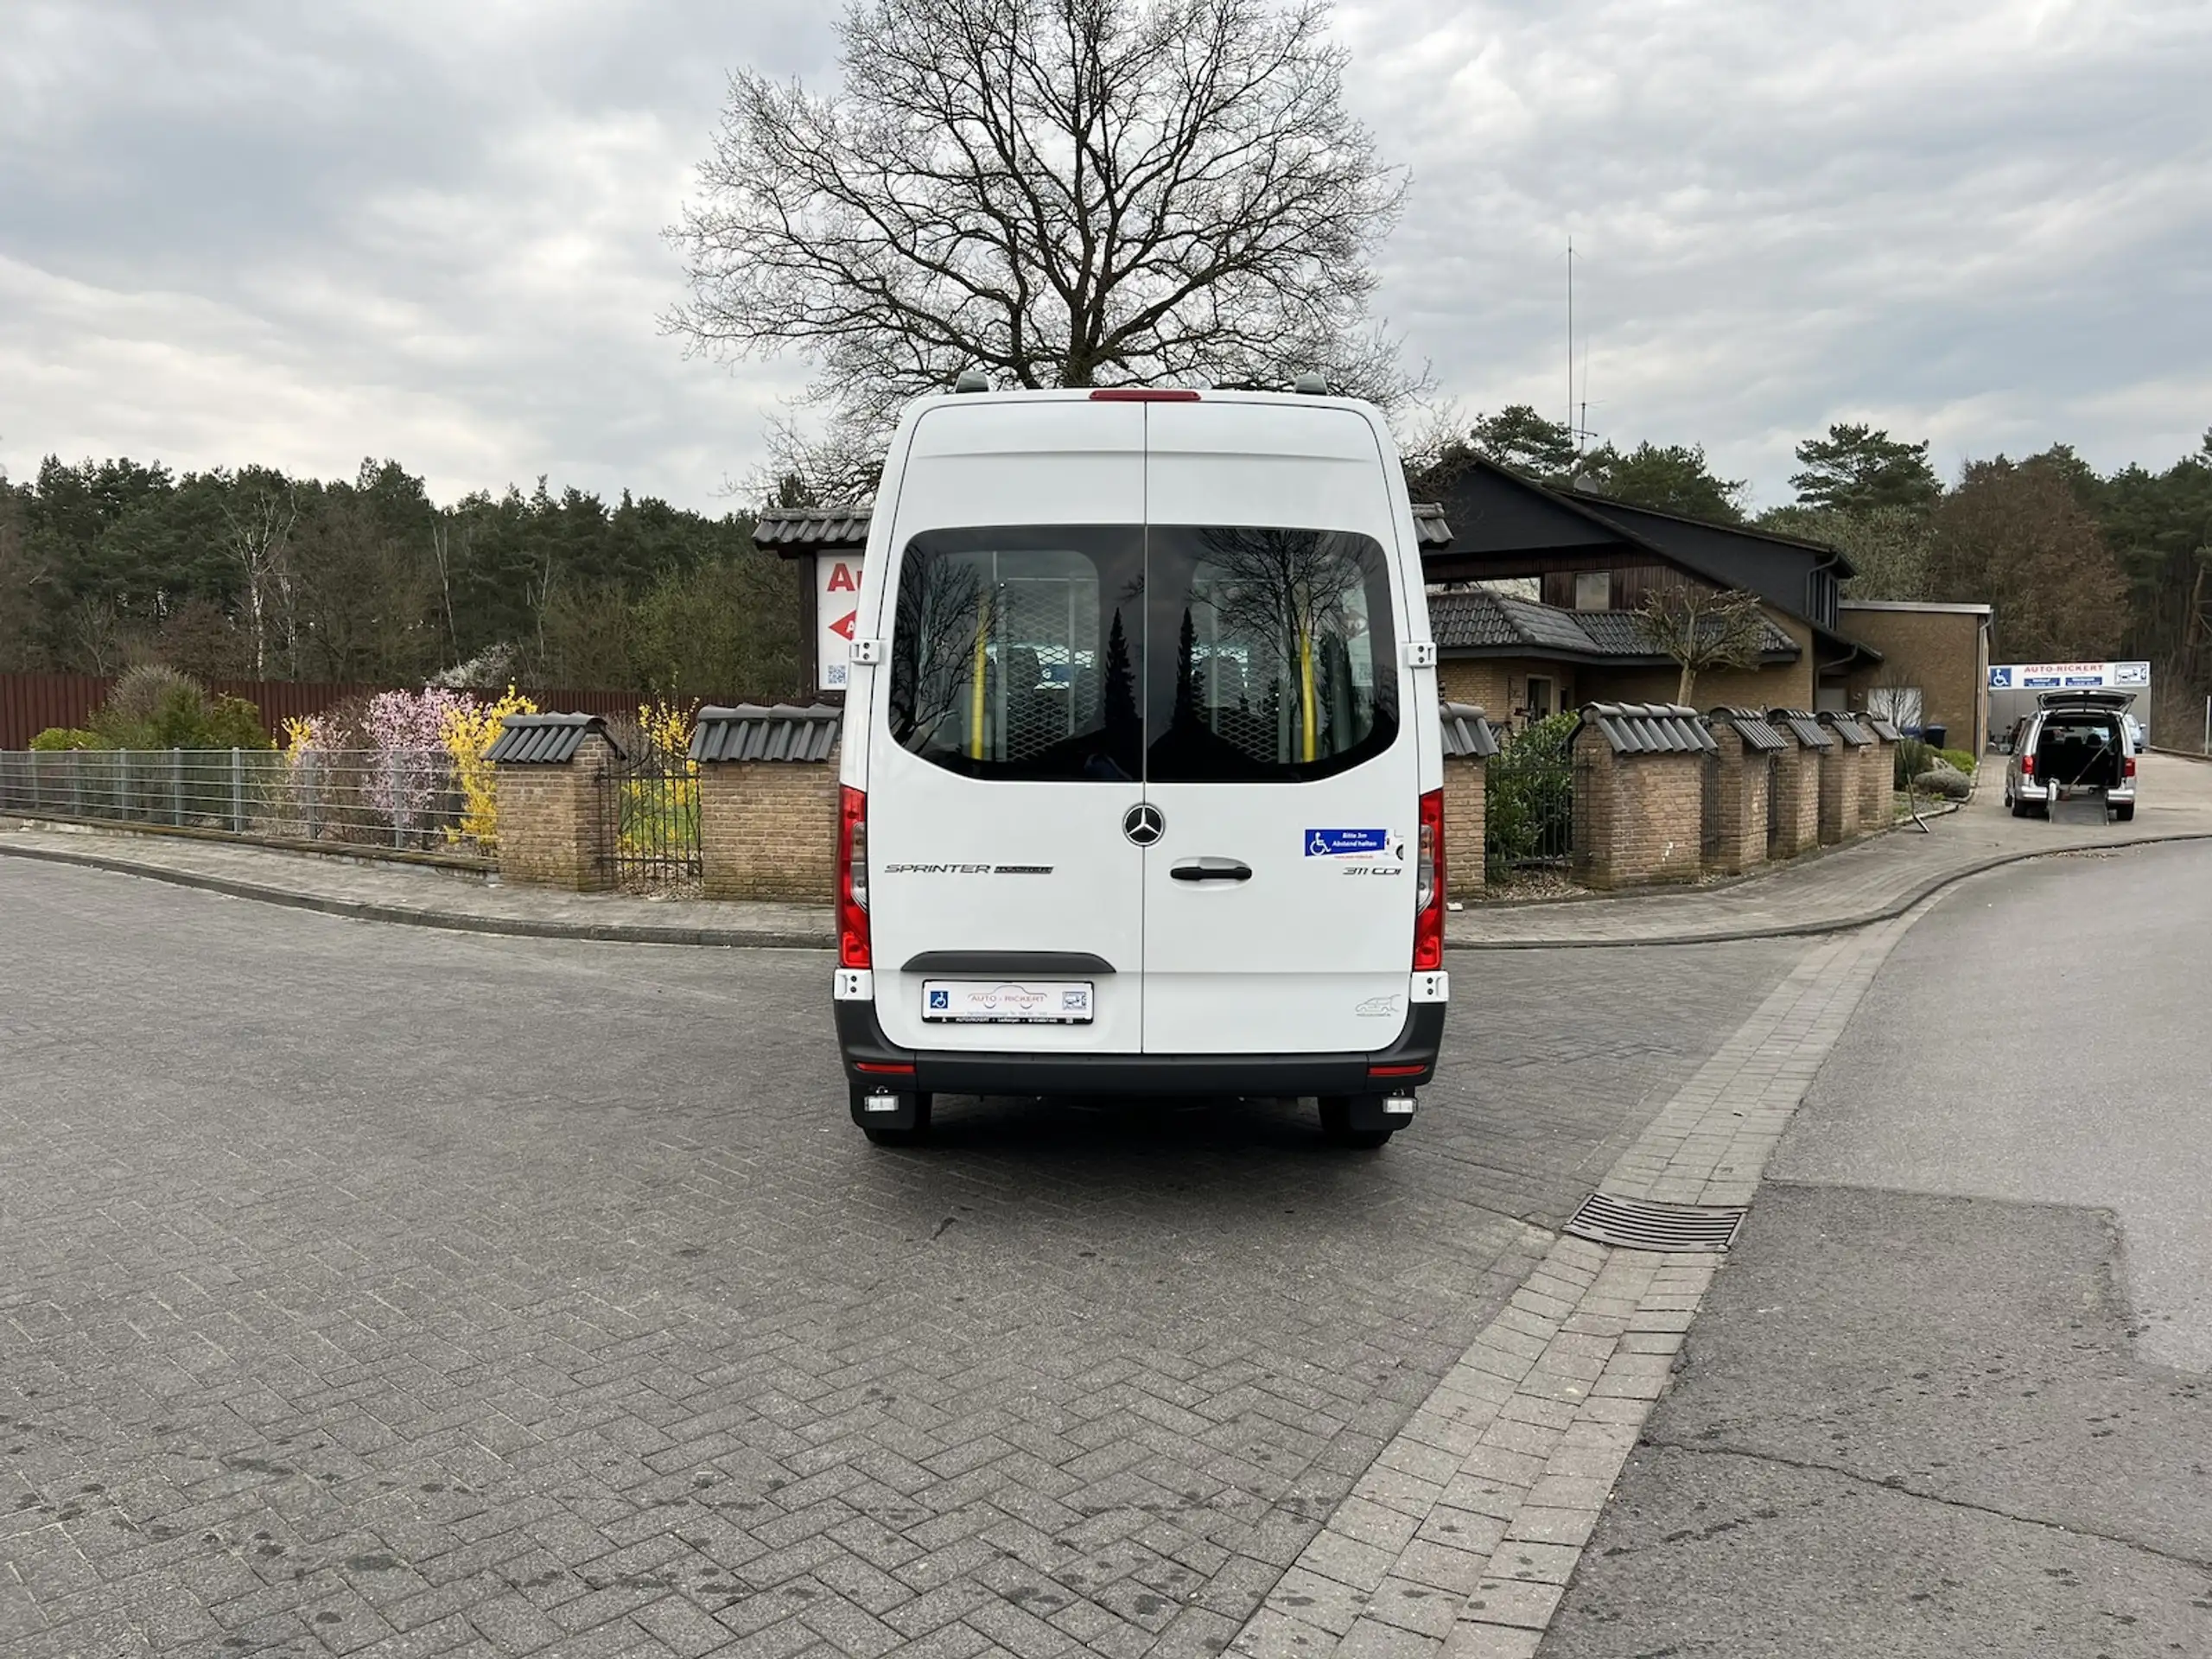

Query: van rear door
[[867, 400, 1148, 1055], [1138, 402, 1421, 1056]]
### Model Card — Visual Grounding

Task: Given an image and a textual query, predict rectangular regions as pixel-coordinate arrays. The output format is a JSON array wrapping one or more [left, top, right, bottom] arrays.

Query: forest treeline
[[0, 458, 801, 702], [3, 415, 2208, 713]]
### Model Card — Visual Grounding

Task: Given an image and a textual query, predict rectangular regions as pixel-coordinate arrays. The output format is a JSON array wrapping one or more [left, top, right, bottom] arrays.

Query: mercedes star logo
[[1122, 803, 1166, 846]]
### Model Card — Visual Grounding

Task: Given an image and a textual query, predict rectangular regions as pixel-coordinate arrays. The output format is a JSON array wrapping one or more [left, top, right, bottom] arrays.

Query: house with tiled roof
[[1417, 455, 1888, 728]]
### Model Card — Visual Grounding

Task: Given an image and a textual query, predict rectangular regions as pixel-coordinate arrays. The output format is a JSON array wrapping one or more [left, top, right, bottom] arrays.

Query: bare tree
[[217, 468, 297, 677], [670, 0, 1415, 491], [1635, 585, 1770, 705]]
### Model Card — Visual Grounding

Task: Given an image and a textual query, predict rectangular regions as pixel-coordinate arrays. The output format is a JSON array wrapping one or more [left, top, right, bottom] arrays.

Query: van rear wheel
[[1317, 1096, 1395, 1150]]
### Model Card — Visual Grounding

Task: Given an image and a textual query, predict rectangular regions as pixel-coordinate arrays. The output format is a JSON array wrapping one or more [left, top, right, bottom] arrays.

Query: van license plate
[[922, 980, 1094, 1024]]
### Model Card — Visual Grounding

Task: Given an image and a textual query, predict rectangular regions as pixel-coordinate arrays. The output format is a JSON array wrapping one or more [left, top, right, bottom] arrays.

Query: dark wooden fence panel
[[0, 672, 658, 749], [0, 674, 111, 750]]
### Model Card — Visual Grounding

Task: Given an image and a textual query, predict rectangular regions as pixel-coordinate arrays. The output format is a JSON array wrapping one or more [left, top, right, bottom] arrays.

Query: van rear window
[[887, 526, 1145, 782], [1146, 526, 1398, 783], [886, 523, 1398, 784]]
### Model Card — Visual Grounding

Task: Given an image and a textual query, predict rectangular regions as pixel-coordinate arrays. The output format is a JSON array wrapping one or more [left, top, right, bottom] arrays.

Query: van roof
[[906, 386, 1385, 416]]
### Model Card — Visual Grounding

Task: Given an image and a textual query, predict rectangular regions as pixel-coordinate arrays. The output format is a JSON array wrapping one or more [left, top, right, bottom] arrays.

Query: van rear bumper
[[835, 1000, 1446, 1097]]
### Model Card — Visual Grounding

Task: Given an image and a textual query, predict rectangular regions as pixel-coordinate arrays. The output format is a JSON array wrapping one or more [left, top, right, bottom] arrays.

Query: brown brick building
[[1840, 601, 1993, 750], [1430, 588, 1806, 738]]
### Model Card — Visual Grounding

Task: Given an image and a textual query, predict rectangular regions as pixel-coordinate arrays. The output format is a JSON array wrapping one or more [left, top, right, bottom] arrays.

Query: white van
[[830, 386, 1448, 1148]]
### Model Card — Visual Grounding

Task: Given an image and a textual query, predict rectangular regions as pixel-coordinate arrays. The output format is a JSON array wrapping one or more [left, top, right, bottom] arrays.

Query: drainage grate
[[1562, 1192, 1747, 1253]]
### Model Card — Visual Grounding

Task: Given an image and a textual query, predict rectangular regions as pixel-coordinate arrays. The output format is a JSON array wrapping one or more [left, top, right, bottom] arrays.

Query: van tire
[[1318, 1096, 1395, 1150], [2113, 804, 2135, 823], [851, 1088, 933, 1146]]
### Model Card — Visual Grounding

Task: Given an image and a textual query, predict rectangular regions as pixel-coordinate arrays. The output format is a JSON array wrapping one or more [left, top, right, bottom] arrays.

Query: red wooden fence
[[0, 672, 655, 750]]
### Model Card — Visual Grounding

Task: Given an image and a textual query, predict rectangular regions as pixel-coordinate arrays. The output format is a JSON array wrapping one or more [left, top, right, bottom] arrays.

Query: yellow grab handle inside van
[[969, 592, 991, 760], [1297, 625, 1317, 763]]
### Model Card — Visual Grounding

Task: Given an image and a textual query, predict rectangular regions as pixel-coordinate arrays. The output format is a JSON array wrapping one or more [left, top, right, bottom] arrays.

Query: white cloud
[[1345, 0, 2212, 500], [1, 0, 2205, 511]]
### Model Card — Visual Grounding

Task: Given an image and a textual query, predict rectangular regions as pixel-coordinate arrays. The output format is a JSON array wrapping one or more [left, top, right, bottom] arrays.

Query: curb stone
[[8, 824, 2208, 952], [1446, 830, 2212, 950], [0, 841, 830, 950]]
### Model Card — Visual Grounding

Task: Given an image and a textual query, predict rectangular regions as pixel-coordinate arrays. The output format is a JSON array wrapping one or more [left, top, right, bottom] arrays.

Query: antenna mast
[[1566, 235, 1575, 445]]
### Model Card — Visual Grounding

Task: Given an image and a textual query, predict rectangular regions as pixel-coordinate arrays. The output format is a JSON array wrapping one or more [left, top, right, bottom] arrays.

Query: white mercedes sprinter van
[[830, 386, 1447, 1147]]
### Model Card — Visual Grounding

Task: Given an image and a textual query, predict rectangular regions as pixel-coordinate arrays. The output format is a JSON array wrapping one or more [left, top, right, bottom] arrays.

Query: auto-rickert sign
[[1988, 660, 2151, 691], [816, 556, 862, 690]]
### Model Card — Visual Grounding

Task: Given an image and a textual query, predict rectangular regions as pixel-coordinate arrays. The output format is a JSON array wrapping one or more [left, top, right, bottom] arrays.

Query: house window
[[1573, 571, 1611, 611], [1808, 569, 1838, 628], [1526, 676, 1556, 720], [1869, 685, 1923, 730]]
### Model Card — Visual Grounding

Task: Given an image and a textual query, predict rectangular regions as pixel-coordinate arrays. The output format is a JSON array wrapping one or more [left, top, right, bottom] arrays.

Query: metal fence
[[596, 741, 702, 888], [1484, 720, 1578, 883], [0, 671, 662, 750], [0, 747, 486, 857]]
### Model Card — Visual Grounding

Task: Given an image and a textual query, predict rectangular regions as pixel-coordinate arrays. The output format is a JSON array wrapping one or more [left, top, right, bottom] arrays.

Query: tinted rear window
[[886, 522, 1399, 785], [1146, 526, 1398, 783], [887, 526, 1144, 782]]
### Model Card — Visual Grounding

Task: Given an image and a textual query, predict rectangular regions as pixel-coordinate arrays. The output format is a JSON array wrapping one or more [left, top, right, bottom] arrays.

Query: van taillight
[[2020, 753, 2035, 777], [1414, 788, 1446, 971], [838, 785, 870, 969], [2125, 755, 2137, 779]]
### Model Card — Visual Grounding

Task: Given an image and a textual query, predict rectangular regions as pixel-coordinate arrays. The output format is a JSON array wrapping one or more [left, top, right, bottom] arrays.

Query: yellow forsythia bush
[[440, 686, 540, 849]]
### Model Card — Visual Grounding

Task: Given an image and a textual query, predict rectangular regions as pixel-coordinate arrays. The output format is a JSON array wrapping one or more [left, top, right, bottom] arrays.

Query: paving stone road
[[0, 861, 1803, 1659]]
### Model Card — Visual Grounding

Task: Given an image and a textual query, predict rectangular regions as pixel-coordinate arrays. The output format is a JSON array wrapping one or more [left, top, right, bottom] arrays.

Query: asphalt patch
[[1542, 1183, 2212, 1657]]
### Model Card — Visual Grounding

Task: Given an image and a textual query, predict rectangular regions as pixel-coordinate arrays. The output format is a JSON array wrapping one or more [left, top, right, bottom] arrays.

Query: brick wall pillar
[[1768, 741, 1821, 858], [1817, 741, 1863, 845], [1706, 728, 1770, 876], [1859, 735, 1895, 828], [1442, 755, 1486, 900], [1573, 732, 1703, 890], [1570, 726, 1614, 888], [698, 756, 841, 902], [494, 731, 616, 891]]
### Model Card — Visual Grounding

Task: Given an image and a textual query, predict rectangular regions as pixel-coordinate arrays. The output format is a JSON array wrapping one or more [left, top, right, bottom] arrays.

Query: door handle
[[1170, 857, 1252, 883]]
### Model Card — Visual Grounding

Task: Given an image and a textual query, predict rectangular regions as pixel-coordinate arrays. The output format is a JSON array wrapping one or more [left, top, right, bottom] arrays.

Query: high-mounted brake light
[[1413, 788, 1446, 972], [837, 785, 871, 969], [1088, 389, 1201, 402]]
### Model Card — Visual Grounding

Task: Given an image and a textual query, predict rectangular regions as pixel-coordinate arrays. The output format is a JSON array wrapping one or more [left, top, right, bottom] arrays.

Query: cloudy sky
[[3, 0, 2206, 514]]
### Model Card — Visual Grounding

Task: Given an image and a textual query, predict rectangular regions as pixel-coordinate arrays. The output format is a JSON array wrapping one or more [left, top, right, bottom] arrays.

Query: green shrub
[[1915, 762, 1972, 800], [1485, 710, 1578, 874], [82, 664, 273, 750], [200, 694, 272, 751], [30, 727, 107, 752], [1936, 747, 1977, 777]]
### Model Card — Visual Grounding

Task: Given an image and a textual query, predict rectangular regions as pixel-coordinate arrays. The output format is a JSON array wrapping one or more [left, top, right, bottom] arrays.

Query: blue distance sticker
[[1305, 828, 1389, 857]]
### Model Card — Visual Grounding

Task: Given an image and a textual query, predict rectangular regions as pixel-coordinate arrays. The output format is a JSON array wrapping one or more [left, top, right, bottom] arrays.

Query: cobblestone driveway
[[0, 863, 1802, 1658]]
